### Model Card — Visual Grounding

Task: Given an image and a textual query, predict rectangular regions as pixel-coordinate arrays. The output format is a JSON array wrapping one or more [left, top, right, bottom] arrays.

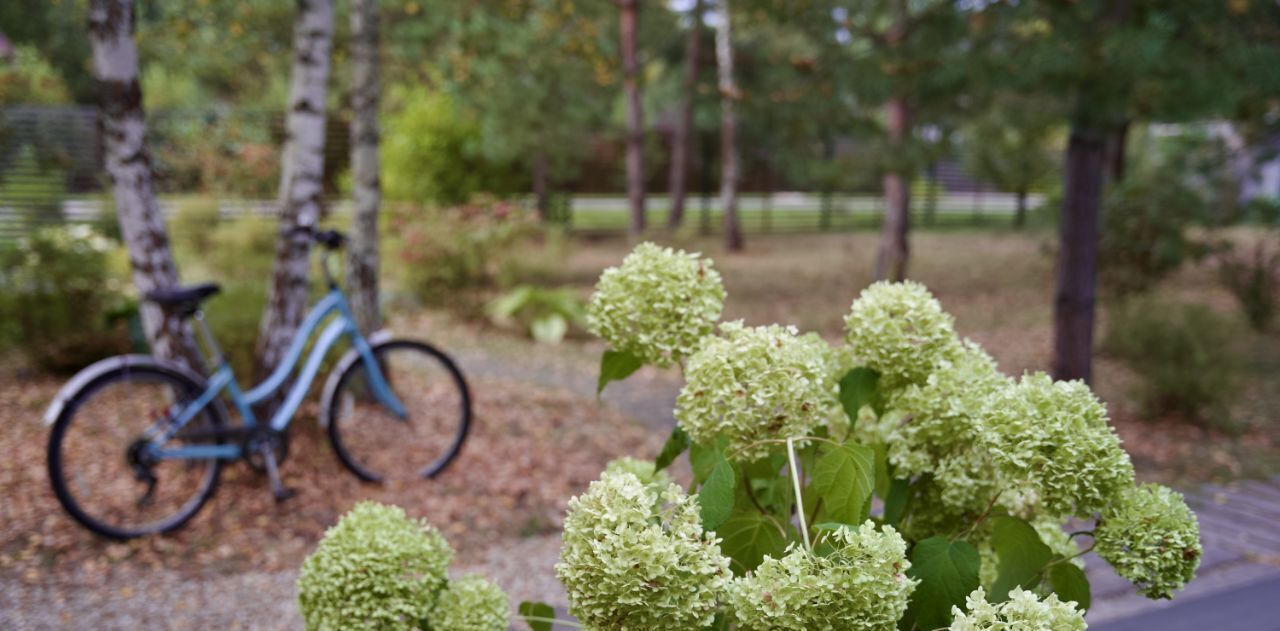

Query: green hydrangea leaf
[[518, 601, 555, 631], [689, 438, 727, 485], [1048, 562, 1092, 611], [907, 536, 981, 631], [653, 426, 691, 472], [699, 455, 736, 530], [839, 366, 882, 420], [990, 515, 1056, 601], [597, 349, 643, 395], [882, 477, 910, 527], [718, 511, 789, 574], [812, 442, 875, 524]]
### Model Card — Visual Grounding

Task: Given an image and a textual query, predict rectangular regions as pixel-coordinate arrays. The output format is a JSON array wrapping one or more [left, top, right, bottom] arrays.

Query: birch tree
[[619, 0, 646, 240], [667, 0, 704, 231], [346, 0, 380, 335], [88, 0, 202, 372], [716, 0, 743, 251], [256, 0, 334, 378]]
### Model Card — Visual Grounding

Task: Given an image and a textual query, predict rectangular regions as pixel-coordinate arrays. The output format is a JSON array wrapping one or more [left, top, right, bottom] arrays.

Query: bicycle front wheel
[[326, 340, 471, 485], [47, 361, 225, 539]]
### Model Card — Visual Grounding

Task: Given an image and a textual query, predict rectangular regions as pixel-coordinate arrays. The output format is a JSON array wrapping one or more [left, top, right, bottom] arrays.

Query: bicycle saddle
[[145, 282, 221, 316]]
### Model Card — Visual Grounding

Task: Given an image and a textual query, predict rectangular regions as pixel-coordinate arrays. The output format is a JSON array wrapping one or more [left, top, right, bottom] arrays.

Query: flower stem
[[787, 437, 812, 551]]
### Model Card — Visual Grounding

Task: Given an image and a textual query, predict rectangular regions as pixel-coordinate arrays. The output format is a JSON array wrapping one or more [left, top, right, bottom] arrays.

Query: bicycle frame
[[146, 288, 407, 462]]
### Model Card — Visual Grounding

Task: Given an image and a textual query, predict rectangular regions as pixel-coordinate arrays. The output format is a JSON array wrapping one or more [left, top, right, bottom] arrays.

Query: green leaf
[[597, 349, 643, 395], [839, 367, 881, 420], [1048, 562, 1091, 611], [989, 516, 1055, 601], [689, 438, 727, 484], [530, 313, 568, 343], [907, 536, 981, 631], [882, 478, 910, 527], [653, 426, 690, 472], [517, 601, 555, 631], [873, 443, 891, 499], [699, 456, 736, 530], [813, 521, 859, 533], [811, 442, 875, 525], [718, 511, 790, 573]]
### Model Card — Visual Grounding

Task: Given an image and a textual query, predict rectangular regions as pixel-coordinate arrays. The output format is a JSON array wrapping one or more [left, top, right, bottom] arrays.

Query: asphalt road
[[1092, 572, 1280, 631]]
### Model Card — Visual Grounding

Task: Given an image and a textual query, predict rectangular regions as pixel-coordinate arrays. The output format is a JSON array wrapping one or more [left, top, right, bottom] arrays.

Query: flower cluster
[[1095, 484, 1202, 599], [297, 502, 454, 631], [586, 242, 725, 367], [556, 469, 732, 629], [603, 456, 672, 490], [844, 281, 959, 386], [950, 587, 1086, 630], [430, 575, 510, 631], [676, 321, 833, 460], [983, 373, 1135, 516], [728, 522, 917, 631]]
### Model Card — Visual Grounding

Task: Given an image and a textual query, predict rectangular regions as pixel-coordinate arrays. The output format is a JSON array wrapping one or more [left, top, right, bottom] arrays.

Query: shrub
[[1217, 236, 1279, 332], [485, 284, 585, 344], [0, 225, 132, 372], [525, 245, 1204, 630], [297, 502, 453, 631], [1103, 297, 1242, 423], [168, 196, 222, 256], [1098, 171, 1215, 294], [384, 199, 543, 307]]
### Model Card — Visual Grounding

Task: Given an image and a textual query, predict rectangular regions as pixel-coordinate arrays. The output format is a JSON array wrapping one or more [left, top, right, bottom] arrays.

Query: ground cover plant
[[519, 242, 1204, 629]]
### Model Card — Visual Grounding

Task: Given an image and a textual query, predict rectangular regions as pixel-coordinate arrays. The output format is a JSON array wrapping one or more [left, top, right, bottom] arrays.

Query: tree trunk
[[699, 130, 713, 235], [619, 0, 646, 240], [89, 0, 202, 373], [1103, 119, 1129, 183], [1014, 189, 1028, 229], [532, 146, 550, 221], [716, 0, 742, 252], [256, 0, 334, 379], [1051, 124, 1106, 383], [667, 0, 702, 230], [346, 0, 380, 336], [875, 97, 911, 281]]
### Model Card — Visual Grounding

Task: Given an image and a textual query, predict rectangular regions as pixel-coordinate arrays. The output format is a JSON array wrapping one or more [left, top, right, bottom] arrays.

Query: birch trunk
[[256, 0, 334, 378], [619, 0, 646, 240], [875, 97, 911, 281], [716, 0, 742, 252], [346, 0, 381, 336], [667, 0, 702, 230], [89, 0, 202, 373], [1051, 124, 1106, 383]]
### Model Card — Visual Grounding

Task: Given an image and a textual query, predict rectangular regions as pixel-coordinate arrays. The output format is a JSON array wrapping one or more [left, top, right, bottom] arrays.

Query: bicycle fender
[[42, 355, 208, 426], [318, 329, 393, 428]]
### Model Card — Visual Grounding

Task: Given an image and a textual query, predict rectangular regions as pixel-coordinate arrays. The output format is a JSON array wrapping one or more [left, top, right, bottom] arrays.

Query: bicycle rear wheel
[[326, 340, 471, 485], [47, 361, 225, 539]]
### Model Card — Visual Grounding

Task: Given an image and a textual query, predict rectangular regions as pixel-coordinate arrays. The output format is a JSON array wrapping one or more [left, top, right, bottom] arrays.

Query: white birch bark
[[716, 0, 743, 251], [346, 0, 381, 335], [89, 0, 202, 373]]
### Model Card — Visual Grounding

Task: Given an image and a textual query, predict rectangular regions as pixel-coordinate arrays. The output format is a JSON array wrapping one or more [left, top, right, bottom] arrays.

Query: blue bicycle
[[45, 227, 471, 539]]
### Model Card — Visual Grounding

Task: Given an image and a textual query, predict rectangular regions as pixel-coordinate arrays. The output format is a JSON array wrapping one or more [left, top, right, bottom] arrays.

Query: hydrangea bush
[[297, 502, 509, 631], [540, 243, 1204, 630]]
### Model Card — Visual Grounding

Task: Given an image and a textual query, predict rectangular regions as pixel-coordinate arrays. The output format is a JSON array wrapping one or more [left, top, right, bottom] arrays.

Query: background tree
[[619, 0, 646, 239], [716, 0, 743, 251], [959, 95, 1062, 228], [88, 0, 202, 372], [256, 0, 334, 379], [346, 0, 380, 335], [666, 0, 704, 230]]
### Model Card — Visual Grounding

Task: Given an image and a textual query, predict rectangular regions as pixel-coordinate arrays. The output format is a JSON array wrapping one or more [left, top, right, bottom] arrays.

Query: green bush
[[168, 196, 222, 255], [1104, 296, 1243, 424], [1218, 237, 1279, 332], [0, 225, 133, 372], [1099, 171, 1215, 294], [486, 284, 586, 343], [384, 199, 543, 307]]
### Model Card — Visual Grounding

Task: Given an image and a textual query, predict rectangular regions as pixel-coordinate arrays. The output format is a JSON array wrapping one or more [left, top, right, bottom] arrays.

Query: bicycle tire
[[47, 359, 226, 540]]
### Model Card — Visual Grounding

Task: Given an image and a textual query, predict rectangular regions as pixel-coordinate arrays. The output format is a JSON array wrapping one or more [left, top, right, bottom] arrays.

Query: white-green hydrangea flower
[[556, 469, 732, 630], [882, 342, 1009, 513], [729, 522, 917, 631], [430, 575, 510, 631], [603, 456, 672, 490], [586, 242, 725, 367], [298, 502, 453, 631], [950, 587, 1086, 630], [1095, 484, 1201, 599], [844, 281, 961, 387], [676, 321, 834, 460], [983, 373, 1135, 517]]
